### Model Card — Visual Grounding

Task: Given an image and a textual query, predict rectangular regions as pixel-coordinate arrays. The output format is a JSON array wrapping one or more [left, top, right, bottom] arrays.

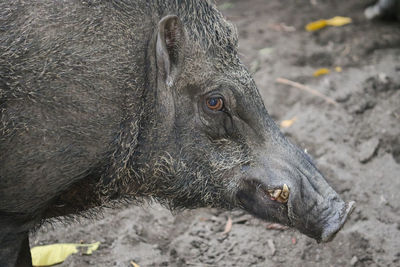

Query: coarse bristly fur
[[1, 1, 355, 265], [0, 0, 252, 223]]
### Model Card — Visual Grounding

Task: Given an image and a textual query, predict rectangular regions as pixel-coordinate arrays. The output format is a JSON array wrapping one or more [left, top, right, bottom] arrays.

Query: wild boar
[[0, 1, 355, 266]]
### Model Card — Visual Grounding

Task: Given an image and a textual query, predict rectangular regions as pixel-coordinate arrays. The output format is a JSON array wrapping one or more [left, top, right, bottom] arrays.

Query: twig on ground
[[221, 216, 233, 235], [186, 262, 217, 267], [276, 77, 338, 106], [232, 214, 252, 224], [266, 223, 289, 230]]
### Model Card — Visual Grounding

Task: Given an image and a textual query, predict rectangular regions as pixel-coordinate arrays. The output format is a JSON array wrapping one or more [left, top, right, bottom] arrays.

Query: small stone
[[350, 255, 358, 266], [378, 73, 389, 84], [358, 138, 380, 163], [267, 239, 276, 256], [380, 195, 388, 205]]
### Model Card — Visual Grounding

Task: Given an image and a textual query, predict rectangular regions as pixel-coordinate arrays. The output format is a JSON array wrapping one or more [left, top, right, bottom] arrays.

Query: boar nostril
[[266, 184, 290, 203]]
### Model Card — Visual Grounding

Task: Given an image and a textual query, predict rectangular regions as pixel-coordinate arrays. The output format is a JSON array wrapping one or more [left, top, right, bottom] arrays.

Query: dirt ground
[[31, 0, 400, 266]]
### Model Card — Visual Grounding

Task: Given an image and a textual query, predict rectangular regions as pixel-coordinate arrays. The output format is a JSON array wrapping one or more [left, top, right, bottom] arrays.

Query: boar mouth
[[245, 179, 291, 204], [237, 179, 292, 227], [237, 178, 355, 243], [264, 183, 290, 203]]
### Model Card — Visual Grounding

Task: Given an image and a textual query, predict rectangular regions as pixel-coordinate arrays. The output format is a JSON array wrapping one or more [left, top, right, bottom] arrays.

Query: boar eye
[[206, 97, 224, 111]]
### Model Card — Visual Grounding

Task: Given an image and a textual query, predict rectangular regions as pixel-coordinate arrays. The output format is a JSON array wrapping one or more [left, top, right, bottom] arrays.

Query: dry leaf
[[31, 242, 100, 266], [335, 66, 343, 72], [280, 117, 297, 128], [130, 261, 140, 267], [306, 16, 351, 31], [266, 223, 289, 230], [313, 68, 330, 77], [326, 16, 352, 27], [306, 19, 327, 31], [222, 216, 233, 234]]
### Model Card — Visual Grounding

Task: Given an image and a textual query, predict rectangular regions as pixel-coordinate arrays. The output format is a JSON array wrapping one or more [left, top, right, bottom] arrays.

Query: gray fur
[[0, 1, 353, 266]]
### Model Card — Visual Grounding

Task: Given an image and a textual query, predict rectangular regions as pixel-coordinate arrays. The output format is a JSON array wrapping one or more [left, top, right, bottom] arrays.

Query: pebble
[[267, 239, 276, 256], [350, 255, 358, 266], [358, 137, 380, 163]]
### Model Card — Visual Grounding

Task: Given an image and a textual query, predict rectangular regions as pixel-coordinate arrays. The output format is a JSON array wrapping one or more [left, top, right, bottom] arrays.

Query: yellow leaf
[[305, 19, 328, 31], [31, 242, 100, 266], [84, 242, 100, 255], [222, 216, 233, 235], [280, 117, 297, 128], [306, 16, 351, 32], [130, 260, 140, 267], [313, 68, 330, 77], [326, 16, 352, 27]]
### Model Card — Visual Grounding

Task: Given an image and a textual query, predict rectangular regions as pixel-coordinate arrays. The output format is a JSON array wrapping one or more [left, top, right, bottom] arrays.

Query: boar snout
[[236, 142, 355, 243], [319, 200, 355, 243]]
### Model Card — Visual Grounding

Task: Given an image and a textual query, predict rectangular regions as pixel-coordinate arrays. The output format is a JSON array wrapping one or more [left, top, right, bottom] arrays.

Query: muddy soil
[[31, 0, 400, 266]]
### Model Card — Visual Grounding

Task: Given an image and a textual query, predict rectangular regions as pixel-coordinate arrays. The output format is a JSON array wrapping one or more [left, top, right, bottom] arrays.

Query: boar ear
[[156, 15, 185, 87]]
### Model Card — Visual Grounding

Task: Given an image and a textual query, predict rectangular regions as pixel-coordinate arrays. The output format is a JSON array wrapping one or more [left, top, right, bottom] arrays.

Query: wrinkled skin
[[0, 1, 354, 266]]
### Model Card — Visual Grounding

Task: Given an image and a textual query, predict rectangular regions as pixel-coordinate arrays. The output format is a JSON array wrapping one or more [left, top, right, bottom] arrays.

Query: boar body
[[0, 1, 354, 266]]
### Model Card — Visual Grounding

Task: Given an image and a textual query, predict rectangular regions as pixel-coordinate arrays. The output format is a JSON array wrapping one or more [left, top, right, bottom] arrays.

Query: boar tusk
[[271, 189, 282, 199], [280, 184, 290, 200], [266, 185, 289, 203]]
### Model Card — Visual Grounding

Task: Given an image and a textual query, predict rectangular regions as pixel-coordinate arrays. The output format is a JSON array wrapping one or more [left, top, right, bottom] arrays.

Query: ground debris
[[306, 16, 352, 31], [266, 223, 289, 230], [130, 260, 140, 267], [276, 77, 338, 105], [280, 117, 297, 128], [232, 214, 253, 224], [350, 256, 358, 266], [267, 239, 276, 256], [221, 216, 233, 235], [358, 137, 380, 163]]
